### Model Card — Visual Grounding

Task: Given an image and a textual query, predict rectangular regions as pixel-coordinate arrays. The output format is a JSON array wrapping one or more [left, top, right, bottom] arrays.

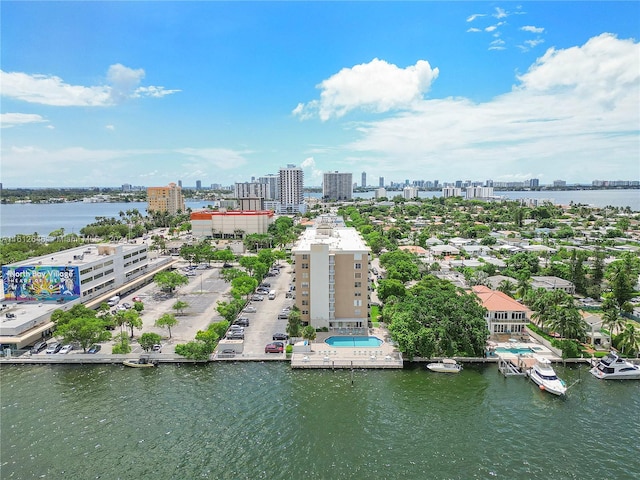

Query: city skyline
[[1, 2, 639, 187]]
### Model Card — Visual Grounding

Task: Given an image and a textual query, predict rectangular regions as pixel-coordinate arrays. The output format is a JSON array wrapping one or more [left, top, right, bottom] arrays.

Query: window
[[302, 291, 309, 297], [355, 263, 362, 269], [302, 300, 309, 306], [355, 292, 362, 297], [354, 282, 362, 288], [354, 273, 362, 279], [302, 273, 309, 279], [302, 254, 309, 260], [302, 282, 309, 288], [354, 300, 362, 307], [301, 263, 309, 269], [302, 310, 309, 315]]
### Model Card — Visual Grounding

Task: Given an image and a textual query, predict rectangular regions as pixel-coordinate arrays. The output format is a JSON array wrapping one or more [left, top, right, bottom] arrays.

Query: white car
[[59, 344, 73, 354], [243, 306, 257, 313]]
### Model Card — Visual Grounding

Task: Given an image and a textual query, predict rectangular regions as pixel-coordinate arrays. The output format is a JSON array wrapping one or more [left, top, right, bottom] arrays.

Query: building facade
[[291, 216, 370, 331], [190, 210, 275, 238], [322, 171, 353, 201], [278, 165, 306, 214], [361, 171, 366, 188], [403, 186, 418, 199], [258, 174, 279, 200], [147, 182, 185, 214], [472, 286, 530, 336]]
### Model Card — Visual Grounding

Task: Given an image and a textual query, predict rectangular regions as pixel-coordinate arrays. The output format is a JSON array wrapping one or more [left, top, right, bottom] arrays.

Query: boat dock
[[497, 355, 537, 377]]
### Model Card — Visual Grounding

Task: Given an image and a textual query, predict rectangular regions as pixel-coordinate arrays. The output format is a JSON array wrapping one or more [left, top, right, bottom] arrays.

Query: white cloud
[[521, 25, 544, 34], [0, 112, 48, 128], [340, 34, 639, 183], [293, 58, 439, 121], [524, 39, 545, 49], [493, 7, 508, 19], [300, 157, 323, 184], [105, 124, 115, 131], [0, 145, 250, 186], [0, 64, 179, 107], [467, 13, 486, 22], [489, 39, 507, 51], [467, 27, 482, 33]]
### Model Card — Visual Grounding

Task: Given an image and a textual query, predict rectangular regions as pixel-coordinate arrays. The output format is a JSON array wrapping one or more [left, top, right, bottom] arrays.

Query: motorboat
[[590, 351, 640, 380], [123, 355, 157, 368], [426, 358, 462, 373], [526, 357, 566, 396]]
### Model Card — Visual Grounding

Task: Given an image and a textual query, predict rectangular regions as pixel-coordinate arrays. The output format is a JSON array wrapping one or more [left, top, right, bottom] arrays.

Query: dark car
[[223, 263, 233, 268], [260, 282, 271, 288], [30, 340, 48, 354], [265, 342, 284, 353], [234, 317, 250, 327], [272, 333, 289, 341], [251, 294, 264, 301], [87, 344, 102, 354]]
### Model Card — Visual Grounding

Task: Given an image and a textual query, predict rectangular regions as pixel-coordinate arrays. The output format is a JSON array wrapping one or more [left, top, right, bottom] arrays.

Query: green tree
[[617, 323, 640, 356], [286, 308, 302, 339], [172, 300, 189, 315], [377, 279, 406, 303], [231, 275, 259, 300], [55, 317, 112, 353], [155, 313, 179, 338], [122, 310, 143, 338], [112, 332, 131, 354], [139, 332, 163, 352], [497, 279, 516, 297], [154, 270, 189, 294], [302, 325, 317, 343]]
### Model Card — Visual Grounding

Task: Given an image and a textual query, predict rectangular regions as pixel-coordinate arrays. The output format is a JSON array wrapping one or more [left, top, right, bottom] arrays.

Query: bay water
[[1, 362, 638, 479], [1, 190, 638, 239]]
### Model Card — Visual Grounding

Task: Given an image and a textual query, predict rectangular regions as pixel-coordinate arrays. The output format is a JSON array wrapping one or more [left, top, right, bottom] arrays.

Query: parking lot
[[217, 262, 295, 360]]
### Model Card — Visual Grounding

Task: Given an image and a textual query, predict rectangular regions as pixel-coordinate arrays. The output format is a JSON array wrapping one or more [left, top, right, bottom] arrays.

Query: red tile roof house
[[472, 285, 531, 338]]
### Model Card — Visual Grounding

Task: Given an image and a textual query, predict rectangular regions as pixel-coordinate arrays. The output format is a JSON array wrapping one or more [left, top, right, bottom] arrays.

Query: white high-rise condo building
[[323, 171, 353, 201], [278, 164, 306, 214], [361, 171, 366, 188], [258, 174, 279, 200]]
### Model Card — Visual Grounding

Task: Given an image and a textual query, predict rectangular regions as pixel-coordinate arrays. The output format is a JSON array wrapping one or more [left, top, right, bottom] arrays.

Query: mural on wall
[[2, 266, 81, 302]]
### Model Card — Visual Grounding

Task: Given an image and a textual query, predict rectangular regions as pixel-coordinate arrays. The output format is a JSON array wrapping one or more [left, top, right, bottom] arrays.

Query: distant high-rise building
[[323, 172, 353, 201], [403, 186, 418, 199], [553, 180, 567, 187], [235, 182, 268, 210], [196, 180, 202, 190], [122, 184, 132, 192], [178, 180, 182, 188], [455, 180, 463, 188], [379, 176, 384, 187], [278, 165, 305, 214], [434, 180, 439, 188], [374, 188, 387, 199], [442, 186, 462, 198], [529, 178, 540, 187], [466, 186, 494, 199], [361, 171, 366, 188], [258, 174, 279, 200], [147, 182, 185, 214]]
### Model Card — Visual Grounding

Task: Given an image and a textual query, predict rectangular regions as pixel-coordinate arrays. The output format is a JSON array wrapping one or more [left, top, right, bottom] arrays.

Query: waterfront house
[[472, 285, 530, 337], [530, 276, 576, 294]]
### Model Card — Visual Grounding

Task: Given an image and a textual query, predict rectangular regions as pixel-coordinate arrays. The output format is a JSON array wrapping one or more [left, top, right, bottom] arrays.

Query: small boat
[[123, 355, 158, 368], [426, 358, 462, 373], [526, 357, 566, 396], [590, 351, 640, 380]]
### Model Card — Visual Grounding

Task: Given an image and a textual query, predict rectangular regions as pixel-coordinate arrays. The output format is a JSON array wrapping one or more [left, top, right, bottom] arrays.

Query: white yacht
[[426, 358, 462, 373], [590, 352, 640, 380], [526, 357, 567, 396]]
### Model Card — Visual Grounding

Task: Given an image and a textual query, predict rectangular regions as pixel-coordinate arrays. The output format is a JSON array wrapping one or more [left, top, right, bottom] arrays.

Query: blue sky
[[1, 1, 639, 188]]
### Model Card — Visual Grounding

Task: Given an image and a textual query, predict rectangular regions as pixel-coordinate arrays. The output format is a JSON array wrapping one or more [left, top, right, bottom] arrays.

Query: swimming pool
[[325, 336, 383, 348], [495, 346, 536, 355]]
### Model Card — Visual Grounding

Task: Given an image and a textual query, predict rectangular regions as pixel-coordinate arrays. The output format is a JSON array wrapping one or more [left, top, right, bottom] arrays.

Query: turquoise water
[[1, 363, 639, 479], [325, 336, 383, 347], [495, 347, 535, 354]]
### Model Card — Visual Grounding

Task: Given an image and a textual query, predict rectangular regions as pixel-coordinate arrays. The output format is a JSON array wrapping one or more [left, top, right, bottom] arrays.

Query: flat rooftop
[[292, 224, 370, 253], [5, 243, 146, 268]]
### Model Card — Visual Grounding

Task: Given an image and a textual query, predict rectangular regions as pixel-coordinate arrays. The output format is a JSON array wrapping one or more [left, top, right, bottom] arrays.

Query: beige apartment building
[[292, 216, 370, 332], [147, 182, 186, 214]]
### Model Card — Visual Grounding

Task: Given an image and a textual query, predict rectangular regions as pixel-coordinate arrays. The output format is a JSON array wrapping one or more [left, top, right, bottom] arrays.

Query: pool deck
[[291, 328, 404, 369], [490, 340, 560, 362]]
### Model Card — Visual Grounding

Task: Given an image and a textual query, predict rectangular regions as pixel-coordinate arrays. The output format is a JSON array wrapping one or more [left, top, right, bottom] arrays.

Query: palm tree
[[602, 305, 626, 338], [547, 306, 586, 341], [497, 279, 516, 297], [617, 324, 640, 356]]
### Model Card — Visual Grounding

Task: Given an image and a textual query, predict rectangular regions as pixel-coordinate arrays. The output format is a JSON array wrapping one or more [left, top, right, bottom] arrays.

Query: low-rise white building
[[191, 210, 275, 238]]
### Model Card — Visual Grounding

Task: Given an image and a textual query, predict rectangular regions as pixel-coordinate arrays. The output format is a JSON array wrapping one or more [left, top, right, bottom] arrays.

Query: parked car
[[234, 317, 250, 327], [132, 296, 142, 303], [256, 288, 269, 295], [59, 344, 73, 354], [46, 342, 62, 354], [243, 306, 257, 314], [226, 331, 244, 340], [285, 292, 293, 298], [87, 344, 102, 354], [222, 263, 233, 268], [260, 282, 271, 288], [265, 342, 284, 353], [277, 313, 289, 320], [152, 344, 162, 352], [251, 295, 264, 301], [229, 325, 244, 333], [272, 333, 289, 341], [122, 302, 132, 310], [30, 340, 48, 354]]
